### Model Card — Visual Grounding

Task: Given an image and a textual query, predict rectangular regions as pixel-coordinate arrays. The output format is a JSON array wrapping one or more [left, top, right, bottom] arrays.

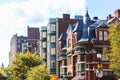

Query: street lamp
[[96, 52, 103, 80]]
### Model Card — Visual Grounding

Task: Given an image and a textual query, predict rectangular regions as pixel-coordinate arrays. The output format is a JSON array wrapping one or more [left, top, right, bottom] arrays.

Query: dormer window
[[99, 31, 107, 41]]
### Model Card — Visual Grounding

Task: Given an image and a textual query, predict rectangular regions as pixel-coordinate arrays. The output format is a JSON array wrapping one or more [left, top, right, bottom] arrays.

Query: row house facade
[[9, 26, 40, 65], [46, 14, 80, 75], [58, 9, 120, 80]]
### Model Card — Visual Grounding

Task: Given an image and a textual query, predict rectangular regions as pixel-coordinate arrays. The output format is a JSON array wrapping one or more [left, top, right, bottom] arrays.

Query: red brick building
[[58, 9, 120, 80]]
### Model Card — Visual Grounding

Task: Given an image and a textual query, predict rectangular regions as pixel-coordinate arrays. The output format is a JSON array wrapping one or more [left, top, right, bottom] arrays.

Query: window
[[42, 42, 46, 48], [68, 56, 71, 65], [78, 54, 85, 62], [51, 61, 56, 68], [51, 48, 56, 54], [42, 32, 46, 38], [104, 31, 107, 41], [18, 44, 20, 48], [18, 39, 20, 43], [68, 39, 71, 48], [51, 36, 56, 42], [62, 60, 67, 66], [51, 24, 55, 31], [99, 31, 108, 41], [99, 31, 103, 40], [42, 53, 46, 59], [76, 63, 85, 76], [24, 40, 26, 42]]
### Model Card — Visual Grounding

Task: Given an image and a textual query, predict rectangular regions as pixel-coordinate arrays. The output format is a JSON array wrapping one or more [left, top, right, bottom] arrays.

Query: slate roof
[[58, 32, 67, 50], [73, 21, 83, 32], [66, 24, 74, 34], [62, 41, 67, 50], [84, 10, 91, 28], [88, 20, 108, 41], [79, 10, 91, 42], [58, 32, 67, 41], [88, 27, 96, 41], [107, 18, 115, 24], [89, 20, 107, 28], [107, 17, 119, 24]]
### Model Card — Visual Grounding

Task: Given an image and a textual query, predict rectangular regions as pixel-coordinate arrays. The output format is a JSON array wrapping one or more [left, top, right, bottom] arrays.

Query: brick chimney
[[114, 9, 120, 18], [63, 14, 70, 20], [106, 14, 113, 20]]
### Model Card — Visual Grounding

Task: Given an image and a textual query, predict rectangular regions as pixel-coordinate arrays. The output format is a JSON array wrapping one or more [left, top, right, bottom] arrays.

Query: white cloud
[[0, 0, 86, 67]]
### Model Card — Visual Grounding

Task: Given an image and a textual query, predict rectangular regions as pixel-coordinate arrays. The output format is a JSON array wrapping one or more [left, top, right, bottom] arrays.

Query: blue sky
[[0, 0, 119, 67]]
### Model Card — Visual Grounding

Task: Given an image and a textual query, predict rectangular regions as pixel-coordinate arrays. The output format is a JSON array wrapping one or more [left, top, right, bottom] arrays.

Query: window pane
[[99, 31, 103, 40], [51, 48, 56, 54], [51, 61, 55, 68], [99, 36, 103, 40], [18, 44, 20, 48], [99, 31, 103, 36], [51, 36, 56, 42], [104, 31, 107, 41], [42, 42, 46, 48], [18, 39, 20, 43], [51, 24, 55, 31], [42, 32, 46, 38]]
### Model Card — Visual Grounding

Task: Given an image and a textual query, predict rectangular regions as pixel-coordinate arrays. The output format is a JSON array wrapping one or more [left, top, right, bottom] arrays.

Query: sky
[[0, 0, 120, 67]]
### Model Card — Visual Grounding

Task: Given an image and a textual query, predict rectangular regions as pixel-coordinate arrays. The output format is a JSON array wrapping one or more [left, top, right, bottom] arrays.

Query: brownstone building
[[58, 9, 120, 80]]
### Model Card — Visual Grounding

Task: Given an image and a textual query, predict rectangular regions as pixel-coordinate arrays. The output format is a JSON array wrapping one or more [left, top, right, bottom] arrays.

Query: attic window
[[99, 31, 107, 41]]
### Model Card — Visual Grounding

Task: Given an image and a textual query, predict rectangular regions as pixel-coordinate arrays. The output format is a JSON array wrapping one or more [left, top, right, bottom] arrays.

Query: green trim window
[[51, 36, 56, 42], [51, 24, 55, 31], [42, 32, 46, 38], [51, 48, 56, 54], [42, 42, 46, 48]]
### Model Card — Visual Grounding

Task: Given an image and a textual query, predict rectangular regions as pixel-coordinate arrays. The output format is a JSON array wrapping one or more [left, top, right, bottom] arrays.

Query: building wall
[[56, 14, 79, 76], [40, 26, 47, 61], [9, 26, 40, 65]]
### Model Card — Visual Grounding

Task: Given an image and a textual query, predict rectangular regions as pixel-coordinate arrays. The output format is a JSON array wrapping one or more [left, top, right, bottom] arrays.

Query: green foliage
[[107, 22, 120, 76], [6, 51, 49, 80], [27, 64, 50, 80], [0, 68, 7, 80]]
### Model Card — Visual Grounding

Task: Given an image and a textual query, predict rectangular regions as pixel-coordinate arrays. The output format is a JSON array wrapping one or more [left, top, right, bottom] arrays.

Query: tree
[[7, 51, 49, 80], [0, 68, 7, 80], [27, 64, 50, 80], [107, 22, 120, 76]]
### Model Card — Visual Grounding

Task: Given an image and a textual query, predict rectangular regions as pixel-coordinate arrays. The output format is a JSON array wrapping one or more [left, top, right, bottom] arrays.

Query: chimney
[[106, 14, 113, 20], [114, 9, 120, 18], [63, 14, 70, 20], [93, 16, 98, 21]]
